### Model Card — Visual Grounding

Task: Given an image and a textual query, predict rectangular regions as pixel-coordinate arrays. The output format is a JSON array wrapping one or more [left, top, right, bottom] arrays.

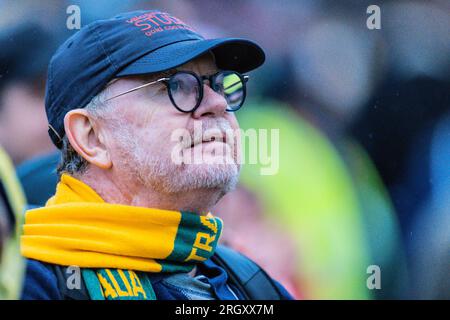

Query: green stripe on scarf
[[83, 269, 156, 300], [22, 174, 225, 300], [160, 211, 223, 272], [79, 211, 223, 300]]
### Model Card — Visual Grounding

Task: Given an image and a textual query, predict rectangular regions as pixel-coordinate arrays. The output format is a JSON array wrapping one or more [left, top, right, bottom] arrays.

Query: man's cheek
[[231, 129, 241, 165], [226, 113, 239, 130]]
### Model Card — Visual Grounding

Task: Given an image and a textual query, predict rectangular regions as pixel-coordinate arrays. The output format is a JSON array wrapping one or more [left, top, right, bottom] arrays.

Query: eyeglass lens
[[167, 71, 246, 112]]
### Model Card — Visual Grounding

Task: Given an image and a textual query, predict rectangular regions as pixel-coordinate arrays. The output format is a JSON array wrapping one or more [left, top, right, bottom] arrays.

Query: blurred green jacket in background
[[237, 100, 405, 299]]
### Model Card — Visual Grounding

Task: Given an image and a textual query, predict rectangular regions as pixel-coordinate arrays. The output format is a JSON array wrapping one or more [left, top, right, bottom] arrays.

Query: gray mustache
[[183, 119, 234, 148]]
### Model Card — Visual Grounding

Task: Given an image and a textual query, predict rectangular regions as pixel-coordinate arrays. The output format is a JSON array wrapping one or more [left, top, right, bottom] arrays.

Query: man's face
[[96, 54, 241, 195]]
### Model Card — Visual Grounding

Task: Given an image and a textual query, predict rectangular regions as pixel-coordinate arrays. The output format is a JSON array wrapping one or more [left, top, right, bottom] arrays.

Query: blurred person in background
[[231, 98, 398, 299], [0, 22, 61, 208], [214, 185, 302, 298], [237, 0, 449, 300], [231, 3, 409, 298], [198, 0, 408, 299], [0, 146, 26, 299], [351, 2, 450, 288], [409, 112, 450, 299], [0, 23, 56, 166], [285, 11, 408, 299]]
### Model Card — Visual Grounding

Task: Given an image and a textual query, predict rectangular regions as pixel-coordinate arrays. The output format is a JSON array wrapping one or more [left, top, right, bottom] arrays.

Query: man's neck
[[78, 169, 223, 214]]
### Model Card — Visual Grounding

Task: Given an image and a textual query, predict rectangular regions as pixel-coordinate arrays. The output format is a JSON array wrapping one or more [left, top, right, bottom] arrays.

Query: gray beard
[[141, 158, 240, 194], [114, 129, 240, 195]]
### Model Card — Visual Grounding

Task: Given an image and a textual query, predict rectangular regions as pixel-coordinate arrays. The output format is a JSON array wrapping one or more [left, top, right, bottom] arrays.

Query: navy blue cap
[[46, 10, 265, 148]]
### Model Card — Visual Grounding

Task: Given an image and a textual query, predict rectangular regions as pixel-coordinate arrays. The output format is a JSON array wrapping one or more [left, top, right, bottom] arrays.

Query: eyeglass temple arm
[[104, 78, 169, 102]]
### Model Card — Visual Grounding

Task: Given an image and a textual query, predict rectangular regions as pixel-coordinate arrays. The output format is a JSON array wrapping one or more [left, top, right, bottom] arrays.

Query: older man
[[20, 10, 292, 300]]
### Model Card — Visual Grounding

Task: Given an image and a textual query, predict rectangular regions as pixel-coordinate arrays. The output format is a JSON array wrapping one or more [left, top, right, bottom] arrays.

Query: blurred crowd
[[0, 0, 449, 299]]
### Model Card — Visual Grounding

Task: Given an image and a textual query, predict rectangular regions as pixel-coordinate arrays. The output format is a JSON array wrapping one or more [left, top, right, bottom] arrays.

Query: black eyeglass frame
[[105, 70, 249, 113]]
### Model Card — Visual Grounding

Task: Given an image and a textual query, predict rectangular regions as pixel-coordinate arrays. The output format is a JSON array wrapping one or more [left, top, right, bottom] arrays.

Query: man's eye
[[214, 82, 224, 93], [169, 81, 179, 91]]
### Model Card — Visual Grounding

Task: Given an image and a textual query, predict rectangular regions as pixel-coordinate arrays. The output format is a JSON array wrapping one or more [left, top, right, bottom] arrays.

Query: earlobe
[[64, 109, 112, 170]]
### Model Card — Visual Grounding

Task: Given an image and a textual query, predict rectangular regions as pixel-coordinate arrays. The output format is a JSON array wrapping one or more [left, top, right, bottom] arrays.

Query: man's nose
[[192, 84, 228, 119]]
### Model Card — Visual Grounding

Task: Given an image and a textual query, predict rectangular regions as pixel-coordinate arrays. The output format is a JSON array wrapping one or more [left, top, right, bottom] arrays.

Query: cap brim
[[115, 38, 265, 77]]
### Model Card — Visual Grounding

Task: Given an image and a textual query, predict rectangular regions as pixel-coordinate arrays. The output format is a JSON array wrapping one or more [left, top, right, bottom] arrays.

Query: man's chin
[[161, 162, 240, 194]]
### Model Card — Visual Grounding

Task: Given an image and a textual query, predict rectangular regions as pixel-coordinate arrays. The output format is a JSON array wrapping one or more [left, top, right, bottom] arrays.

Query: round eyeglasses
[[105, 70, 249, 113]]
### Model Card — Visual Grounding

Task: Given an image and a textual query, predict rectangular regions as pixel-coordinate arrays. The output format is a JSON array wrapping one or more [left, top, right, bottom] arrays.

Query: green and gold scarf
[[21, 174, 223, 300]]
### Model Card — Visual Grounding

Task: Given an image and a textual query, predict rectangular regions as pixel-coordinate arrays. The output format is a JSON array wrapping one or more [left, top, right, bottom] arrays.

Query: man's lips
[[188, 132, 228, 148]]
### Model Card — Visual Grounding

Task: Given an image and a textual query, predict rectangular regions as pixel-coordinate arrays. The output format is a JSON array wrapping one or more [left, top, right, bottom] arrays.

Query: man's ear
[[64, 109, 112, 170]]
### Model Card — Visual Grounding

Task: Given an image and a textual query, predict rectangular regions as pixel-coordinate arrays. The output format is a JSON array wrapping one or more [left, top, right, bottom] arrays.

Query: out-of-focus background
[[0, 0, 449, 299]]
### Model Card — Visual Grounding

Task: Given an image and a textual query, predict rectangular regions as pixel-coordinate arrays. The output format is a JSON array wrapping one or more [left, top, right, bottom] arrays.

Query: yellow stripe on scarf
[[21, 174, 184, 272]]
